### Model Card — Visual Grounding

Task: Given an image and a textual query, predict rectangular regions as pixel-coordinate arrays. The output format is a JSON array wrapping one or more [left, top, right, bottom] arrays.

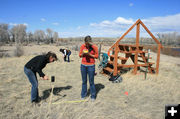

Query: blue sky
[[0, 0, 180, 37]]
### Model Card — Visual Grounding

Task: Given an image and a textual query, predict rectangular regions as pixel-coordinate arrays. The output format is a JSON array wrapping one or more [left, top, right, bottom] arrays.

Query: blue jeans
[[80, 64, 96, 99], [24, 67, 39, 102], [67, 51, 71, 62]]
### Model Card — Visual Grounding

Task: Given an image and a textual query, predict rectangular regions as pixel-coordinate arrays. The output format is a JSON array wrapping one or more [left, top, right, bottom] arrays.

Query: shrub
[[0, 52, 10, 58], [13, 45, 24, 57]]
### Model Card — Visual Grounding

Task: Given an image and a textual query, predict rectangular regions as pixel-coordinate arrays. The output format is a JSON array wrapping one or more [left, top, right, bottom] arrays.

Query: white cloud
[[52, 22, 59, 26], [89, 13, 180, 37], [114, 17, 134, 24], [90, 20, 115, 28], [90, 17, 135, 35], [90, 17, 134, 29], [129, 3, 134, 7], [142, 13, 180, 32], [9, 23, 17, 26], [23, 23, 28, 26], [9, 22, 28, 26], [59, 13, 180, 37], [41, 18, 46, 22]]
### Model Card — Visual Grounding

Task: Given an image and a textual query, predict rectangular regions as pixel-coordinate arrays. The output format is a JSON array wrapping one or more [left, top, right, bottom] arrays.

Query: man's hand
[[44, 75, 49, 80], [80, 52, 88, 57], [41, 75, 49, 80], [86, 53, 94, 58]]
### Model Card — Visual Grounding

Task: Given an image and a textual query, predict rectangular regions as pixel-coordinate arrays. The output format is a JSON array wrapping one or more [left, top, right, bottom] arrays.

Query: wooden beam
[[133, 23, 140, 74], [108, 19, 141, 55], [156, 44, 161, 74], [136, 22, 140, 47], [118, 64, 149, 67], [113, 44, 118, 76]]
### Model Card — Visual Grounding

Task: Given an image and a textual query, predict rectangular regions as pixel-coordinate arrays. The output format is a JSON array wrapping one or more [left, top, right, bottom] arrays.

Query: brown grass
[[0, 45, 180, 119]]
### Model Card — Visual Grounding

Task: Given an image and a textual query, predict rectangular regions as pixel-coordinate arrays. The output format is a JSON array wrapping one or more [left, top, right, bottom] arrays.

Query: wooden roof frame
[[107, 19, 163, 75]]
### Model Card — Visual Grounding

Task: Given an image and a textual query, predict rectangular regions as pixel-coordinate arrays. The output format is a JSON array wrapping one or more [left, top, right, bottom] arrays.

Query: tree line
[[0, 23, 59, 45], [1, 23, 180, 46]]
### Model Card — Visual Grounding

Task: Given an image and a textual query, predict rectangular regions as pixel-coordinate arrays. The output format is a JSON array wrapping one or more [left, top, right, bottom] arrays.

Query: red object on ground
[[125, 92, 128, 96]]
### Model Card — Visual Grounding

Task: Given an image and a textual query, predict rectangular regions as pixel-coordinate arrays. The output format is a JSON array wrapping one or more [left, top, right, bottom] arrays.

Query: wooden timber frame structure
[[105, 19, 163, 76]]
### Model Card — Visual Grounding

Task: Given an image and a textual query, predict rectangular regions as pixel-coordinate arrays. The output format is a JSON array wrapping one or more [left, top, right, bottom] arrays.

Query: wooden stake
[[48, 84, 54, 112]]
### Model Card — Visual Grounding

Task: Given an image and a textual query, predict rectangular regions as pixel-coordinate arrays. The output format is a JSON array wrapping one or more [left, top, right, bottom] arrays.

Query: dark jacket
[[25, 55, 49, 77]]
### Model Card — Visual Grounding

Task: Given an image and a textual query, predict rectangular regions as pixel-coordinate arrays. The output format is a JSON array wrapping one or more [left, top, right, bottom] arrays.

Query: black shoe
[[36, 97, 42, 102], [109, 75, 122, 82], [32, 97, 41, 103], [109, 76, 116, 81], [32, 100, 38, 103]]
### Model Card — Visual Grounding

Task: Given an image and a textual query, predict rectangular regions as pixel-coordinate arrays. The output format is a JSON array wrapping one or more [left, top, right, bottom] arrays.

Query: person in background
[[60, 48, 71, 62], [79, 35, 98, 101], [24, 51, 58, 103], [99, 52, 109, 68]]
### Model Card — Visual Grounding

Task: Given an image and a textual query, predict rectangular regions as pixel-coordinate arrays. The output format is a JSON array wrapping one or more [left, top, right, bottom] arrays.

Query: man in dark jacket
[[24, 51, 57, 103]]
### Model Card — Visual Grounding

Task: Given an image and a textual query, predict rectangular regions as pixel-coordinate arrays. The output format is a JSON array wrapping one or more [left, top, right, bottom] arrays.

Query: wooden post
[[48, 84, 54, 112], [98, 44, 101, 60], [134, 22, 140, 74], [48, 76, 55, 112], [156, 44, 161, 74], [113, 43, 118, 76], [145, 49, 150, 80]]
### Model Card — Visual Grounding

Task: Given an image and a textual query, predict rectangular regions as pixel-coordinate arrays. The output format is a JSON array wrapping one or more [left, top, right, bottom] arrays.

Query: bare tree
[[0, 23, 10, 43], [53, 32, 59, 43], [156, 32, 179, 46], [26, 31, 34, 44], [10, 29, 15, 42], [46, 28, 53, 44], [10, 24, 26, 57], [177, 35, 180, 45], [11, 24, 27, 44], [33, 30, 46, 44], [172, 32, 178, 45]]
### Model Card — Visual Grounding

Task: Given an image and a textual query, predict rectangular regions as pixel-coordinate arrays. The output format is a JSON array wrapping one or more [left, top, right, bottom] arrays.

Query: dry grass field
[[0, 44, 180, 119]]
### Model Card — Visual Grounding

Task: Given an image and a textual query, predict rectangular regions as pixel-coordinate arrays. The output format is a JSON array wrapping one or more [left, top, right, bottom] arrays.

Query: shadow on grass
[[87, 83, 105, 98], [41, 85, 72, 100]]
